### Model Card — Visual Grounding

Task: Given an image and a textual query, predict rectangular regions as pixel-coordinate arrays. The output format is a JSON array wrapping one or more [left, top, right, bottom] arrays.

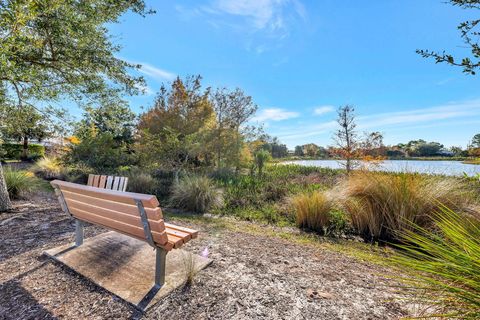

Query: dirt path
[[0, 195, 408, 319]]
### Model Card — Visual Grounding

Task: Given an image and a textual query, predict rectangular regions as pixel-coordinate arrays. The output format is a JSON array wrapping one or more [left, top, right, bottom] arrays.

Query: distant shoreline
[[274, 156, 472, 162]]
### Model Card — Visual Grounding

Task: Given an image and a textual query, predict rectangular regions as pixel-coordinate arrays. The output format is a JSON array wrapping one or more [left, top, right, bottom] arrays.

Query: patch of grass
[[165, 207, 391, 267], [4, 168, 42, 199], [170, 175, 224, 213], [340, 171, 473, 242], [182, 251, 196, 286], [225, 204, 295, 226], [391, 207, 480, 318]]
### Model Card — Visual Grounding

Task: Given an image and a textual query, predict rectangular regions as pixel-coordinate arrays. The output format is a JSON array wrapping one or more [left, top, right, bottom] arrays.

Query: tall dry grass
[[339, 171, 473, 242], [292, 191, 335, 234]]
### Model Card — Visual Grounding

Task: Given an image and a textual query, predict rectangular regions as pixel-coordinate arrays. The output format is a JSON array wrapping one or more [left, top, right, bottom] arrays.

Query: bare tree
[[333, 105, 358, 173]]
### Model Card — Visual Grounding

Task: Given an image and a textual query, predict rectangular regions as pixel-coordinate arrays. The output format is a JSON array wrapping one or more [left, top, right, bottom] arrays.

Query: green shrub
[[66, 132, 133, 174], [64, 164, 93, 183], [392, 207, 480, 318], [4, 168, 41, 199], [216, 165, 342, 212], [170, 175, 224, 213], [292, 191, 346, 235], [32, 156, 65, 180], [341, 171, 473, 242], [126, 170, 157, 194], [152, 169, 176, 200], [0, 143, 45, 160]]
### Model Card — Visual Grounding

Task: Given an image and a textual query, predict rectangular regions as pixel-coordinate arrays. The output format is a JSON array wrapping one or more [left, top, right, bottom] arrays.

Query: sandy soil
[[0, 194, 408, 319]]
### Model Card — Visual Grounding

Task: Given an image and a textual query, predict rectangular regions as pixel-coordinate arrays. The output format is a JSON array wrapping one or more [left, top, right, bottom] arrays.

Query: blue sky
[[105, 0, 480, 149]]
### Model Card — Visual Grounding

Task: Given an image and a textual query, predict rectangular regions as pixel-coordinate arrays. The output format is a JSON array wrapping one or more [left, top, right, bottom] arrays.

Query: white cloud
[[252, 108, 299, 122], [358, 99, 480, 129], [190, 0, 305, 34], [138, 62, 176, 81], [271, 99, 480, 147], [313, 105, 335, 116]]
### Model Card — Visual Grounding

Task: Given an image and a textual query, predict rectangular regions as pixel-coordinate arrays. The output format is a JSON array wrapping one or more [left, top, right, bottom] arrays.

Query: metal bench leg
[[75, 220, 84, 246], [155, 248, 167, 287]]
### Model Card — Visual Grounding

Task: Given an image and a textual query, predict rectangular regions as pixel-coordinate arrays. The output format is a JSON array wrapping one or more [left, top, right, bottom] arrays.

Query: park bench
[[87, 174, 128, 191], [50, 179, 198, 288]]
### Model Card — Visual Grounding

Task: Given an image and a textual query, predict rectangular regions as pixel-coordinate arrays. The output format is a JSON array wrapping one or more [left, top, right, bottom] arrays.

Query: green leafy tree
[[304, 143, 320, 157], [136, 76, 216, 178], [471, 133, 480, 148], [417, 0, 480, 74], [1, 105, 54, 159], [75, 102, 137, 144], [211, 87, 258, 169], [0, 0, 151, 211], [407, 140, 444, 157], [294, 145, 304, 156], [67, 132, 132, 174]]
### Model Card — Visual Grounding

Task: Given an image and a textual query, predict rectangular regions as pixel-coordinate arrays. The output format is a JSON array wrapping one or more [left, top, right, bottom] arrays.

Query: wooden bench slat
[[87, 174, 94, 186], [77, 216, 175, 251], [118, 177, 126, 191], [122, 177, 128, 191], [99, 175, 107, 188], [66, 199, 166, 233], [164, 223, 198, 239], [165, 226, 191, 242], [61, 190, 163, 220], [92, 175, 100, 187], [166, 233, 184, 249], [105, 176, 114, 189], [112, 177, 120, 191], [51, 180, 159, 208], [70, 207, 168, 245]]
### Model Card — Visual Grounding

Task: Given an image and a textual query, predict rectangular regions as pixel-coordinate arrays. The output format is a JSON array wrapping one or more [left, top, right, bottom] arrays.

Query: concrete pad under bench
[[44, 231, 212, 311]]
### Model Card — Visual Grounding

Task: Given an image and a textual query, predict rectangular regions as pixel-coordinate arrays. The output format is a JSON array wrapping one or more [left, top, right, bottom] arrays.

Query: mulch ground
[[0, 193, 409, 319]]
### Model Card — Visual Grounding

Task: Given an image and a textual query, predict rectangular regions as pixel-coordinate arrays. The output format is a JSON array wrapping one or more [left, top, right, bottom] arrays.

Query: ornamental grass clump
[[391, 207, 480, 319], [4, 168, 41, 199], [32, 156, 65, 180], [340, 171, 473, 242], [170, 175, 224, 213], [292, 191, 346, 235]]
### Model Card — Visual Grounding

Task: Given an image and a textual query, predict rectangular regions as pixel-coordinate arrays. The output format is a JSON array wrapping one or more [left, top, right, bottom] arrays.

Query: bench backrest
[[51, 180, 168, 247], [87, 174, 128, 192]]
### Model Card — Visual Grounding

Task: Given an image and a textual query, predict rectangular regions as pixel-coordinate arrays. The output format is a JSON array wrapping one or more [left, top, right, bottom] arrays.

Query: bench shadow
[[0, 278, 57, 320], [0, 212, 76, 262]]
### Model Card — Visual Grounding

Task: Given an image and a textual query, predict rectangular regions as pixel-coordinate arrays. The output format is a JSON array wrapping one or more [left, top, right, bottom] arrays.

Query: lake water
[[283, 160, 480, 177]]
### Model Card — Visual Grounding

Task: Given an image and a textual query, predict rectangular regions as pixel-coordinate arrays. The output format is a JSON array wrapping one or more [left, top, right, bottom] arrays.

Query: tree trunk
[[22, 136, 28, 160], [0, 162, 12, 212]]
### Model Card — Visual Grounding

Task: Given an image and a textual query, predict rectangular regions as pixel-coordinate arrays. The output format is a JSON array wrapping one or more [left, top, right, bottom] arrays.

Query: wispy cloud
[[273, 99, 480, 146], [252, 108, 300, 122], [358, 100, 480, 130], [177, 0, 306, 42], [137, 62, 176, 82], [313, 105, 335, 116], [210, 0, 305, 32]]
